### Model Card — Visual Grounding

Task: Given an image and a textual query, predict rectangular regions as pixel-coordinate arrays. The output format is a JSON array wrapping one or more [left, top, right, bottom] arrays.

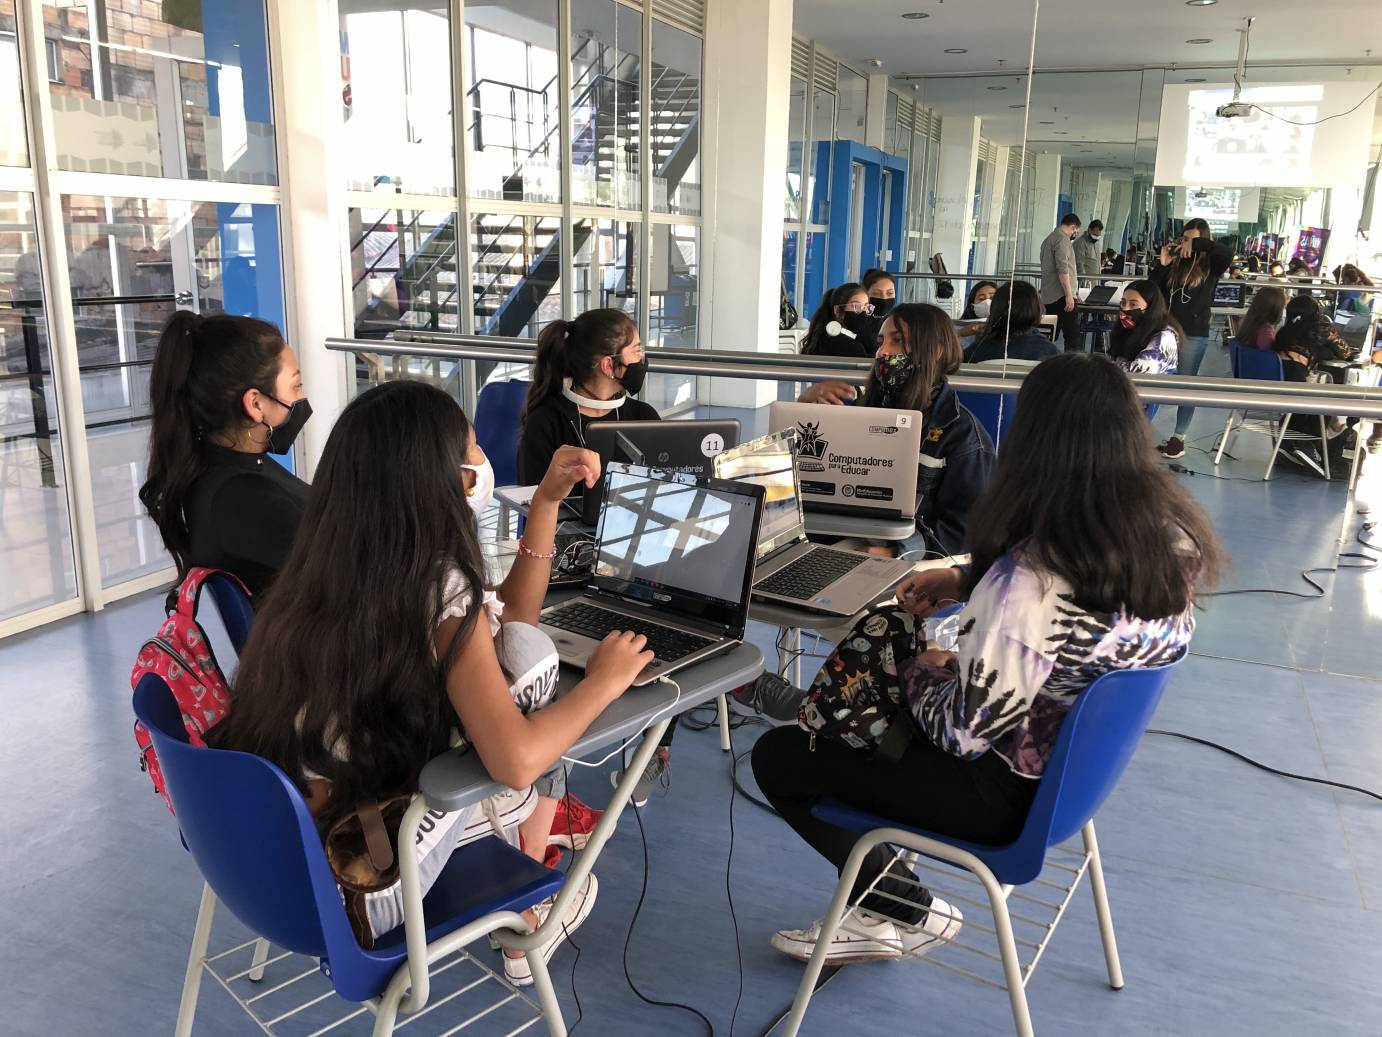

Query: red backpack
[[130, 567, 246, 812]]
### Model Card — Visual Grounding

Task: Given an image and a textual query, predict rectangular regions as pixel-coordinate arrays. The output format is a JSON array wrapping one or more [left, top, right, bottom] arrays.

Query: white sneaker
[[502, 872, 598, 987], [770, 899, 962, 966]]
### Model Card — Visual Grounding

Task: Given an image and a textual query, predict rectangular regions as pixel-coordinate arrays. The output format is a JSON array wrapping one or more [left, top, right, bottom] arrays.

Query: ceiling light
[[868, 58, 884, 68], [987, 86, 1006, 90], [901, 11, 930, 18], [1039, 120, 1055, 124], [1008, 103, 1025, 109], [944, 48, 968, 54], [1186, 38, 1213, 44], [1185, 77, 1207, 82], [1054, 130, 1069, 134], [1185, 0, 1216, 5]]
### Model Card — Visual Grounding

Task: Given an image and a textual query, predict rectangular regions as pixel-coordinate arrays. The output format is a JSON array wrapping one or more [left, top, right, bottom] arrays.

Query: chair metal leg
[[1213, 411, 1237, 465], [247, 938, 270, 983], [1264, 415, 1292, 480], [526, 943, 570, 1037], [983, 876, 1036, 1037], [1349, 425, 1366, 492], [717, 693, 731, 753], [174, 883, 217, 1037], [781, 834, 877, 1037], [1083, 821, 1124, 990], [1320, 417, 1332, 481]]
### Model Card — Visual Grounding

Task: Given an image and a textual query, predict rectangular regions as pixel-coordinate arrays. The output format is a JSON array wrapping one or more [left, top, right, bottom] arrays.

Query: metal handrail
[[324, 334, 1382, 419], [892, 270, 1377, 296]]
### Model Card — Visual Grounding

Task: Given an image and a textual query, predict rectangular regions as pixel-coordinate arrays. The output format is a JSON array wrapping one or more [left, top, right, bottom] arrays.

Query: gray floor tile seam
[[1098, 847, 1376, 913]]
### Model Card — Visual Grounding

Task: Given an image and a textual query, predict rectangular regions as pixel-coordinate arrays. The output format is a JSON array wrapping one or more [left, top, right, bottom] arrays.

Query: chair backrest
[[133, 674, 364, 975], [1229, 338, 1283, 382], [205, 571, 255, 655], [957, 391, 1013, 452], [474, 379, 531, 487], [997, 663, 1176, 882]]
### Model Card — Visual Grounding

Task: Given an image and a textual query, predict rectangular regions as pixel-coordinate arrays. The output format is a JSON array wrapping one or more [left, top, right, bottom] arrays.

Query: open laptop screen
[[713, 429, 804, 561], [593, 464, 762, 628]]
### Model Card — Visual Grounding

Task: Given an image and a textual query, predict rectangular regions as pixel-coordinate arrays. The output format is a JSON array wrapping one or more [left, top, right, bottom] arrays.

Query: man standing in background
[[1074, 219, 1103, 278], [1040, 213, 1082, 350]]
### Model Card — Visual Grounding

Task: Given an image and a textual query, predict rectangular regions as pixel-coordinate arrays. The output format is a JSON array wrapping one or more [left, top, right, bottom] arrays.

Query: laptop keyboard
[[756, 548, 869, 599], [544, 602, 716, 663]]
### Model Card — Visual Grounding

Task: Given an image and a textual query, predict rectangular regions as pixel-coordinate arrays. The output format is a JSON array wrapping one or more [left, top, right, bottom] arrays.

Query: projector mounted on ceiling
[[1216, 17, 1255, 119], [1215, 101, 1253, 118]]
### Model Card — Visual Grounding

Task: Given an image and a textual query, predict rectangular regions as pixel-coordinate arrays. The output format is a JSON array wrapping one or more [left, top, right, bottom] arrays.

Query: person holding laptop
[[216, 381, 652, 984], [752, 353, 1223, 967], [799, 303, 994, 559], [964, 282, 1059, 365], [518, 307, 658, 484]]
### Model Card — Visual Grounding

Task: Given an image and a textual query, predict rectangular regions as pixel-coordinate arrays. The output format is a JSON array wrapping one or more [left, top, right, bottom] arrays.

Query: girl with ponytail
[[138, 310, 311, 599], [517, 307, 657, 484]]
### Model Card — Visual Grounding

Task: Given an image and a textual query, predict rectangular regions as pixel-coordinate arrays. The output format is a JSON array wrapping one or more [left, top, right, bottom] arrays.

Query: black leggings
[[752, 725, 1037, 924]]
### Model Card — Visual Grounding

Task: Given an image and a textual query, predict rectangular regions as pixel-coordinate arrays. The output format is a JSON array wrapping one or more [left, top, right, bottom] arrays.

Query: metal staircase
[[350, 39, 699, 341]]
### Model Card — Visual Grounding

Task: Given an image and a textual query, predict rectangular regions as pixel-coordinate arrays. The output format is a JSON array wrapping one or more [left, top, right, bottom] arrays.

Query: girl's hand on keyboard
[[586, 630, 655, 691], [896, 565, 966, 617], [536, 445, 602, 505]]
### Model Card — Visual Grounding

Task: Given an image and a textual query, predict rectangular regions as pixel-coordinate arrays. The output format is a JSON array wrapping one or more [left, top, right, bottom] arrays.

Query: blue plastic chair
[[474, 378, 531, 488], [956, 390, 1014, 453], [1214, 339, 1329, 480], [133, 675, 566, 1036], [782, 663, 1179, 1037], [204, 571, 255, 655]]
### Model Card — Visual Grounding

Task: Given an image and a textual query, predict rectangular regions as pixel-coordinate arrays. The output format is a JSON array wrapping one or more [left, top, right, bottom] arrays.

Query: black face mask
[[266, 394, 312, 454], [616, 357, 648, 396], [870, 297, 895, 318], [841, 311, 877, 339]]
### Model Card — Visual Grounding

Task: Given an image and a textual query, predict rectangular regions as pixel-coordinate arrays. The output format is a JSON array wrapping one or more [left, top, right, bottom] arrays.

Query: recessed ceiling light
[[1185, 77, 1207, 83], [1186, 38, 1213, 44], [1054, 130, 1069, 134], [868, 58, 884, 68], [987, 86, 1006, 90], [901, 11, 930, 18], [944, 48, 968, 54], [1186, 0, 1216, 6], [1008, 103, 1025, 109], [1039, 120, 1055, 124]]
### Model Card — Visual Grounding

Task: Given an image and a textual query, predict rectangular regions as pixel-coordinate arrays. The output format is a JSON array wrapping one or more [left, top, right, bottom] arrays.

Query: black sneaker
[[734, 673, 808, 723], [1283, 446, 1326, 478], [1158, 436, 1186, 460]]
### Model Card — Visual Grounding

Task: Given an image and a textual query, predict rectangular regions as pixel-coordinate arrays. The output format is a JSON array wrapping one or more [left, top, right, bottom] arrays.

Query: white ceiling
[[794, 0, 1382, 164]]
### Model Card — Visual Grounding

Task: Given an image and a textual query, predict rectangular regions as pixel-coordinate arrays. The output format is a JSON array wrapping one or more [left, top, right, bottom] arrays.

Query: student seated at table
[[798, 303, 994, 559], [1336, 264, 1376, 315], [517, 308, 657, 484], [964, 282, 1059, 365], [1273, 295, 1355, 473], [955, 279, 999, 344], [800, 282, 877, 358], [751, 353, 1222, 967], [139, 311, 311, 601], [215, 381, 653, 983], [1236, 286, 1286, 350], [862, 267, 897, 318], [1107, 280, 1180, 376]]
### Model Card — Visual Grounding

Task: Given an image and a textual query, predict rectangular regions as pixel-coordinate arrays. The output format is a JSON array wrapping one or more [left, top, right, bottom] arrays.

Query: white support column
[[931, 115, 980, 316], [864, 74, 888, 151], [980, 144, 1010, 273], [1029, 152, 1062, 258], [700, 0, 792, 407], [268, 0, 349, 478]]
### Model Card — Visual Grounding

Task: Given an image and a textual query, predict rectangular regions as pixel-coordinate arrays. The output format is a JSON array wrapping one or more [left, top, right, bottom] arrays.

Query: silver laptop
[[715, 430, 915, 616], [539, 463, 765, 686], [767, 401, 924, 520]]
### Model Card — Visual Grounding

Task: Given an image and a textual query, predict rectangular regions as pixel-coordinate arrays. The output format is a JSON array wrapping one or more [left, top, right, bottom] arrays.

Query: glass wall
[[570, 0, 641, 210]]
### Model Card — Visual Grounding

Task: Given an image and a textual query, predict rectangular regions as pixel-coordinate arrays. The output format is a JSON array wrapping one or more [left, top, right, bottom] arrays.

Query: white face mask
[[461, 456, 495, 517], [973, 299, 992, 319]]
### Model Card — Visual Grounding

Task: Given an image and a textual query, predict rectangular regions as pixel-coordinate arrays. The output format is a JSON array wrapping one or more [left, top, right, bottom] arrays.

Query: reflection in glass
[[349, 207, 458, 338], [471, 212, 561, 338], [61, 195, 284, 589], [807, 87, 835, 225], [835, 65, 866, 145], [646, 223, 697, 411], [785, 75, 806, 221], [782, 229, 800, 308], [650, 20, 701, 217], [573, 216, 638, 319], [44, 0, 277, 185], [0, 191, 77, 619], [340, 2, 452, 195], [570, 0, 641, 208], [465, 1, 560, 203], [0, 2, 28, 167]]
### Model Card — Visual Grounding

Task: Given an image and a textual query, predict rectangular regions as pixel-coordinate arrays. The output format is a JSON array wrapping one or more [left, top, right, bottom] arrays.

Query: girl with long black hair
[[138, 311, 311, 599], [1148, 217, 1233, 458], [800, 282, 876, 358], [964, 281, 1058, 364], [862, 268, 897, 318], [1107, 280, 1181, 375], [800, 303, 993, 557], [517, 307, 656, 484], [752, 353, 1222, 967], [217, 380, 653, 982]]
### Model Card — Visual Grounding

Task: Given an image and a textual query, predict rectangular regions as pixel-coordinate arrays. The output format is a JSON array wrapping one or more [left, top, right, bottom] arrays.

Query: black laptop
[[1213, 282, 1247, 308], [577, 419, 740, 524]]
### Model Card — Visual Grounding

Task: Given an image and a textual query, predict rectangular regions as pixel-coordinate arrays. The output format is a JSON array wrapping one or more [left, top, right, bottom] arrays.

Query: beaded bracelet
[[517, 536, 558, 560]]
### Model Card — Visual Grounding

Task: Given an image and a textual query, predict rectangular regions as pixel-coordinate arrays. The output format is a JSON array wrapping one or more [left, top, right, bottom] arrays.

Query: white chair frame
[[782, 820, 1122, 1037], [1214, 409, 1330, 480]]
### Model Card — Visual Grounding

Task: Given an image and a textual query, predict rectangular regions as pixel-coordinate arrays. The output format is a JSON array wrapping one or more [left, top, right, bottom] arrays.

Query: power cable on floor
[[1148, 730, 1382, 803]]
